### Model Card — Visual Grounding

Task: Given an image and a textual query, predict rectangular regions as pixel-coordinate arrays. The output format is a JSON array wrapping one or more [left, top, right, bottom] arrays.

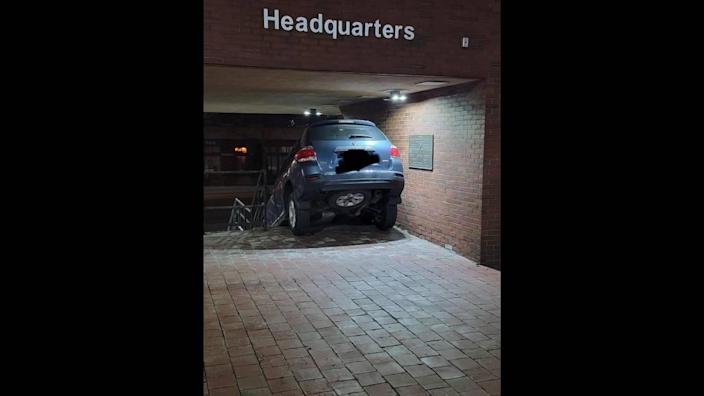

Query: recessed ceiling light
[[416, 81, 449, 86]]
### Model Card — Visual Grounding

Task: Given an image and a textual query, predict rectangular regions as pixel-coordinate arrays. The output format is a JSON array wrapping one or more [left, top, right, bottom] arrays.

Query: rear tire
[[286, 194, 310, 235], [375, 204, 397, 230]]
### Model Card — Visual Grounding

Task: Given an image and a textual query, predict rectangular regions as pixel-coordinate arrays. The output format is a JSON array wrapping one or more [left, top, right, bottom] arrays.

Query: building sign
[[408, 135, 433, 170], [263, 8, 415, 41]]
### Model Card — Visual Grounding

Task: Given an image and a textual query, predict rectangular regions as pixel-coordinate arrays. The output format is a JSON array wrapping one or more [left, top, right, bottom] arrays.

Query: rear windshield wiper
[[348, 135, 373, 139]]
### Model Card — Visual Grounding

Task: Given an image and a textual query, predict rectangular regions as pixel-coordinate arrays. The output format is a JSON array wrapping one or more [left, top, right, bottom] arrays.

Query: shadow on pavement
[[204, 215, 406, 250]]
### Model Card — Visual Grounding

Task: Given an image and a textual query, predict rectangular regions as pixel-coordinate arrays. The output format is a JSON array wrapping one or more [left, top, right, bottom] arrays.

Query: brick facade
[[205, 0, 499, 79], [341, 82, 486, 263], [481, 63, 500, 269]]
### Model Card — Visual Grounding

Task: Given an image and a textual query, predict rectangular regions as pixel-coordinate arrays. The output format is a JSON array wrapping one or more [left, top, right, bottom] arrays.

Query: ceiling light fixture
[[304, 108, 322, 116], [389, 90, 407, 102]]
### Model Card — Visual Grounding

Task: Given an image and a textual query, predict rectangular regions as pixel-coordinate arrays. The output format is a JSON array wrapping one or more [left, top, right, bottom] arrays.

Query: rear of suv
[[265, 119, 405, 235]]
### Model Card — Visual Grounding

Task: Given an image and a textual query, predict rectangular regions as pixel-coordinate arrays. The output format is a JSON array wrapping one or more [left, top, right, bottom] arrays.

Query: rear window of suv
[[307, 124, 388, 141]]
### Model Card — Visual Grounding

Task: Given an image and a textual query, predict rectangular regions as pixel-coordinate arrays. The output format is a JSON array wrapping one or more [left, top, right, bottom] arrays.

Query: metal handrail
[[224, 168, 268, 231]]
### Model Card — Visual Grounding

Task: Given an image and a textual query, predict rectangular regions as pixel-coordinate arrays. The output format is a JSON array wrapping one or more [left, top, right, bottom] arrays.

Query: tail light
[[390, 145, 400, 158], [294, 146, 317, 162]]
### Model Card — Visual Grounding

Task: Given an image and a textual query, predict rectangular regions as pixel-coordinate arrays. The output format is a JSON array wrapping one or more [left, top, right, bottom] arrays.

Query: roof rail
[[308, 119, 376, 128]]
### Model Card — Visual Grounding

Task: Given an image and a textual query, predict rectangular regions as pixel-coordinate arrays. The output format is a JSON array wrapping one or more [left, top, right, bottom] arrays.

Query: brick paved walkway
[[204, 230, 500, 396]]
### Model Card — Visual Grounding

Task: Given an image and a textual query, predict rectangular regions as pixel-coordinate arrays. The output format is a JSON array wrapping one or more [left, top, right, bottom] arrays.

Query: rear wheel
[[286, 194, 310, 235], [375, 204, 397, 230]]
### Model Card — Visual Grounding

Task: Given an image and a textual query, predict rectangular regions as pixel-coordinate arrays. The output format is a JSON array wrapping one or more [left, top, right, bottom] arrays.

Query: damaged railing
[[226, 198, 264, 231], [203, 169, 269, 232]]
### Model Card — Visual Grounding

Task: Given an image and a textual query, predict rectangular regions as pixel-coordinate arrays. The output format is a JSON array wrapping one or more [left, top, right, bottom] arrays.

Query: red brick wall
[[481, 63, 500, 269], [205, 0, 500, 79], [341, 82, 487, 264]]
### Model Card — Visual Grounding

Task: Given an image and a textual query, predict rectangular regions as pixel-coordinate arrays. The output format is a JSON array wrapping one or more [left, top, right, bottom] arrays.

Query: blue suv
[[265, 119, 405, 235]]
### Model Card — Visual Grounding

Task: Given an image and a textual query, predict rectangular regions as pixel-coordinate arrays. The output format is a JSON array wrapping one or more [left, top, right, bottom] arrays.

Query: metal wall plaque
[[408, 135, 434, 170]]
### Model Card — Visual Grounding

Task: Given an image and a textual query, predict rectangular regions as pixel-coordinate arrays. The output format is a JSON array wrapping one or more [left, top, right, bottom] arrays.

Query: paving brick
[[260, 356, 288, 368], [206, 364, 237, 389], [346, 361, 376, 374], [240, 389, 272, 396], [475, 357, 500, 371], [210, 386, 241, 396], [229, 345, 255, 357], [415, 375, 447, 390], [288, 358, 317, 370], [292, 367, 324, 381], [427, 341, 454, 351], [364, 383, 397, 396], [316, 357, 346, 371], [355, 371, 386, 386], [273, 391, 304, 396], [437, 349, 467, 361], [449, 358, 479, 371], [444, 377, 485, 394], [384, 373, 417, 388], [411, 347, 441, 358], [366, 352, 395, 364], [268, 377, 300, 393], [338, 350, 367, 363], [299, 332, 322, 341], [331, 380, 364, 395], [277, 339, 304, 350], [264, 366, 293, 379], [238, 376, 269, 390], [358, 343, 384, 354], [450, 340, 478, 350], [373, 361, 406, 376], [282, 348, 309, 360], [256, 346, 283, 357], [205, 349, 231, 366], [235, 365, 263, 378], [322, 368, 354, 382], [428, 388, 460, 396], [298, 378, 332, 394], [394, 384, 427, 396], [477, 379, 499, 396], [420, 357, 450, 369], [463, 367, 497, 383], [368, 332, 392, 343], [462, 349, 493, 361], [433, 366, 465, 380], [392, 354, 422, 366], [385, 345, 413, 356], [404, 365, 436, 379]]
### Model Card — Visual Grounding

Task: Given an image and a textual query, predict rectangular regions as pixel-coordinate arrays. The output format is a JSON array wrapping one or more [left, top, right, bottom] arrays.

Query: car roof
[[307, 119, 376, 128]]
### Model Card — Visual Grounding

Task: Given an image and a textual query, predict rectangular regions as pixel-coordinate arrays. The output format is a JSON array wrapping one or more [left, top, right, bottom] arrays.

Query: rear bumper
[[298, 173, 405, 207]]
